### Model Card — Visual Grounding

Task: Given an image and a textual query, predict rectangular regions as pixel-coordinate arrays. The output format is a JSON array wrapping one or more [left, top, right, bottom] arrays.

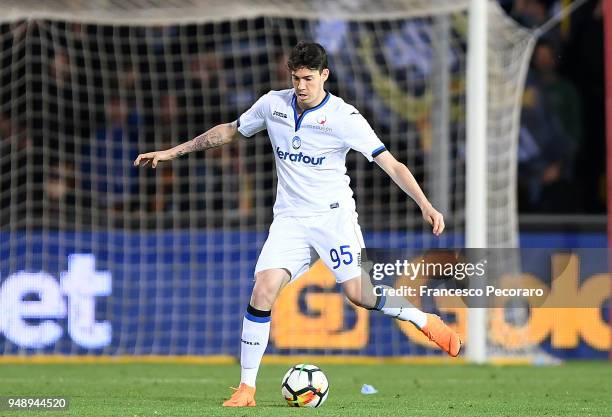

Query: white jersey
[[238, 89, 386, 217]]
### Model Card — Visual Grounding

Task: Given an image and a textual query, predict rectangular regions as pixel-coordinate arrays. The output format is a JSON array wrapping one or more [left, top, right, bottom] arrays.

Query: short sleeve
[[237, 93, 269, 138], [343, 107, 386, 162]]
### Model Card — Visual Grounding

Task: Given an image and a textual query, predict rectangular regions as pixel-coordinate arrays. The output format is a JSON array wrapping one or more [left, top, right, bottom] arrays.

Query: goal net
[[0, 0, 536, 360]]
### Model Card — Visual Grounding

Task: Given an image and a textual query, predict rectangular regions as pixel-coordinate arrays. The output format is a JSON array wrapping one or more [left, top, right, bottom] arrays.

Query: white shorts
[[255, 208, 365, 283]]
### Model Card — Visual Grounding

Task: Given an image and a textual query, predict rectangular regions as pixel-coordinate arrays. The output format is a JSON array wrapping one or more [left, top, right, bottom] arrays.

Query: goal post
[[466, 0, 488, 365]]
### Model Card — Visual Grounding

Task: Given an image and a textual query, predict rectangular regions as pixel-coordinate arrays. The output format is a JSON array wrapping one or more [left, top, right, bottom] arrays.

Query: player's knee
[[250, 282, 277, 310], [250, 269, 289, 310]]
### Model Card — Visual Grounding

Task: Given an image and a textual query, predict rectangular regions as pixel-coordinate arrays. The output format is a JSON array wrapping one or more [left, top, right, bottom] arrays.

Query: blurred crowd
[[0, 22, 288, 229], [0, 0, 606, 231], [503, 0, 605, 213]]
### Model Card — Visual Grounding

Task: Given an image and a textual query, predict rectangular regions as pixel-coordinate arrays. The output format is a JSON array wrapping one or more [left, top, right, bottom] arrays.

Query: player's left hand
[[421, 205, 444, 236]]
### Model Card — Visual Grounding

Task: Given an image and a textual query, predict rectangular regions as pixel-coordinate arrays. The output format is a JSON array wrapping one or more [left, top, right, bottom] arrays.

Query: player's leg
[[223, 268, 290, 407], [240, 268, 290, 387], [308, 207, 427, 325], [224, 216, 311, 407], [341, 276, 426, 328], [309, 208, 461, 357], [341, 276, 461, 357]]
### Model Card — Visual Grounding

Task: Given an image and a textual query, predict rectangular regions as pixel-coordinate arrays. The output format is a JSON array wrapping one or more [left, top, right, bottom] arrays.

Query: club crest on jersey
[[292, 136, 301, 149]]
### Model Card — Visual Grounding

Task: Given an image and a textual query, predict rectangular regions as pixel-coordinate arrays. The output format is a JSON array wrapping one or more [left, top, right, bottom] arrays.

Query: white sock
[[381, 306, 427, 328], [374, 293, 428, 328], [240, 305, 271, 387]]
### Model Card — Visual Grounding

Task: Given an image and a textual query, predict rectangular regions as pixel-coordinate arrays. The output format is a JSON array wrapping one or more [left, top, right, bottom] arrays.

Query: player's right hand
[[133, 149, 176, 168]]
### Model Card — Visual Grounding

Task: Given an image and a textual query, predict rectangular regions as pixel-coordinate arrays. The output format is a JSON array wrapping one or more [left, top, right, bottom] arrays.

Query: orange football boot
[[420, 313, 462, 357], [222, 383, 256, 407], [223, 383, 256, 407]]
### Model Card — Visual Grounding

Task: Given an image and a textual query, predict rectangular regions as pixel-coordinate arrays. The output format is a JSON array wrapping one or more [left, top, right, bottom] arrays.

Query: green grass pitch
[[0, 362, 610, 416]]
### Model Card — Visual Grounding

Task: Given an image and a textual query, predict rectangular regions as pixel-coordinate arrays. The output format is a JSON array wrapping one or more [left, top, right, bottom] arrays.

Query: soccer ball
[[281, 364, 329, 407]]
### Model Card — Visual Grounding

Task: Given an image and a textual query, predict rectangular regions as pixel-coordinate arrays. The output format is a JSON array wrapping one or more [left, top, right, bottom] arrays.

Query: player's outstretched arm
[[133, 121, 239, 168], [374, 150, 445, 236]]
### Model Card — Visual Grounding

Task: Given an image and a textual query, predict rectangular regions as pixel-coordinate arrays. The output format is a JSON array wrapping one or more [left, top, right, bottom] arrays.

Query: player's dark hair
[[287, 41, 328, 73]]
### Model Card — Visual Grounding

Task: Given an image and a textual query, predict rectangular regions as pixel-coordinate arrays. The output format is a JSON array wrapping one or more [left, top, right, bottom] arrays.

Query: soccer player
[[134, 41, 461, 407]]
